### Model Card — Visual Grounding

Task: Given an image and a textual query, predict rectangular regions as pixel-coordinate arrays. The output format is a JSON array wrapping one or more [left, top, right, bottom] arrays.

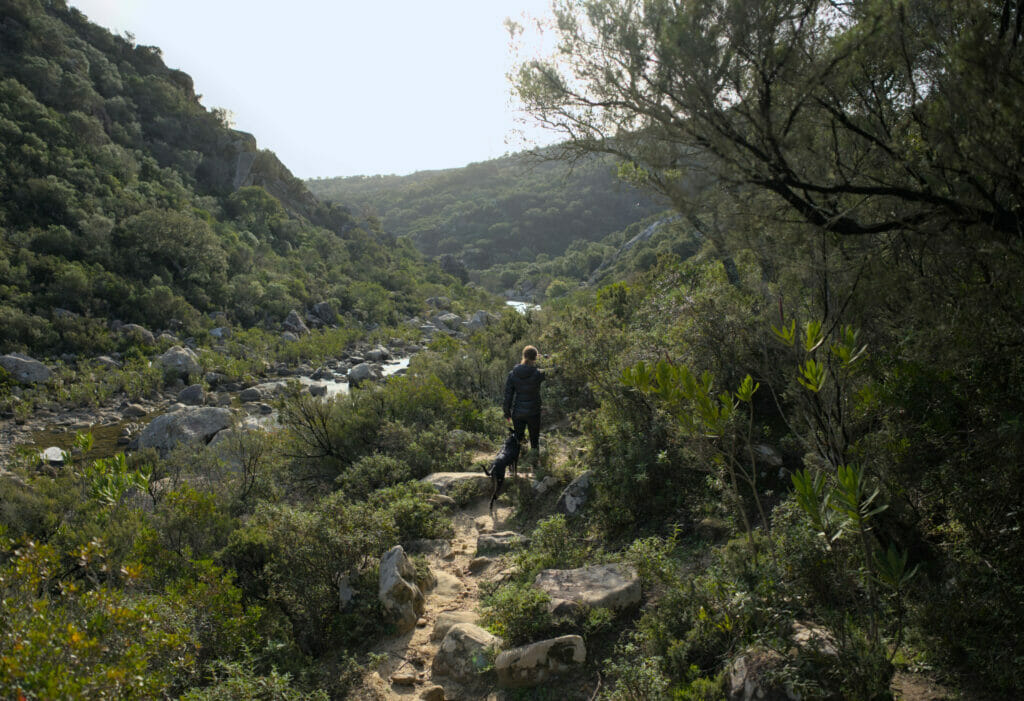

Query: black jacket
[[503, 363, 545, 419]]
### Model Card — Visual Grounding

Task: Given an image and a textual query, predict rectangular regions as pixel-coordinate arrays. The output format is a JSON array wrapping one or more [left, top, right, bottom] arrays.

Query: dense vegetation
[[0, 0, 465, 357], [3, 0, 1023, 698], [308, 152, 665, 291]]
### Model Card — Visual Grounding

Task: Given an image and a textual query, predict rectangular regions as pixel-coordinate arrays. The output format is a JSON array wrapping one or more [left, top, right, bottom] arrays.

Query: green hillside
[[308, 152, 664, 275], [0, 0, 462, 356]]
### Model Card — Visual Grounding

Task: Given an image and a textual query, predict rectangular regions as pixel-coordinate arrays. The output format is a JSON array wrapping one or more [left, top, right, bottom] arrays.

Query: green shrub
[[514, 514, 589, 580], [335, 453, 413, 500], [480, 582, 555, 646], [180, 659, 328, 701]]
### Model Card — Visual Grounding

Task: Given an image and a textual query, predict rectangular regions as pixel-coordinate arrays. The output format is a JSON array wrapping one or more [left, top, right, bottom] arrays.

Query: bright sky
[[69, 1, 560, 178]]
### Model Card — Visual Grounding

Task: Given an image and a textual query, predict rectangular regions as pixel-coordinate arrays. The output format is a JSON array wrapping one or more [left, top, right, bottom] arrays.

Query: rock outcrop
[[420, 472, 491, 495], [534, 563, 641, 615], [282, 310, 309, 335], [556, 470, 594, 515], [0, 353, 51, 384], [136, 407, 231, 453], [378, 545, 427, 633], [431, 623, 502, 680], [430, 611, 480, 641], [476, 531, 530, 556], [495, 634, 586, 688], [177, 384, 205, 406], [156, 346, 201, 379]]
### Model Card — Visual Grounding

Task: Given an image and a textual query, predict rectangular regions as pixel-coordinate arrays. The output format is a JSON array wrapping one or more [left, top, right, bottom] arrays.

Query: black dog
[[483, 428, 520, 512]]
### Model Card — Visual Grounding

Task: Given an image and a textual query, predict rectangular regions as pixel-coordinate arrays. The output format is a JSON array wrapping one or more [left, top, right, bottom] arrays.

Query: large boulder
[[177, 383, 206, 406], [556, 470, 594, 515], [378, 545, 427, 633], [431, 611, 480, 641], [282, 310, 309, 335], [136, 407, 232, 453], [119, 323, 155, 346], [156, 346, 201, 379], [477, 531, 530, 556], [420, 472, 491, 495], [311, 301, 336, 325], [364, 345, 391, 362], [435, 312, 462, 330], [467, 310, 498, 331], [431, 623, 502, 680], [347, 362, 377, 385], [495, 635, 586, 688], [534, 563, 641, 615], [0, 353, 51, 384]]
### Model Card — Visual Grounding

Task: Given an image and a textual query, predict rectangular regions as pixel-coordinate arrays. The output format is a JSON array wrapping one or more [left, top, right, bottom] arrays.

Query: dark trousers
[[512, 414, 540, 452]]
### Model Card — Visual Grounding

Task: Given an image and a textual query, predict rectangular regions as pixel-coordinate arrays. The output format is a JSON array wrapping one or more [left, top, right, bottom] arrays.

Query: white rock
[[431, 623, 502, 680], [378, 545, 426, 633], [495, 635, 586, 688], [0, 353, 51, 384], [156, 346, 201, 378], [534, 563, 641, 615], [136, 407, 232, 453]]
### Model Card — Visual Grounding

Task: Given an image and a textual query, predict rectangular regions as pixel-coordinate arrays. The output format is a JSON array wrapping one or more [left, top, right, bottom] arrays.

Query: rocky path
[[359, 488, 524, 701]]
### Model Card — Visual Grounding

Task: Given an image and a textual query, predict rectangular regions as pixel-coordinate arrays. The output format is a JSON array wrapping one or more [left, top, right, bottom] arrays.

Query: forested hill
[[307, 152, 664, 271], [0, 0, 461, 356]]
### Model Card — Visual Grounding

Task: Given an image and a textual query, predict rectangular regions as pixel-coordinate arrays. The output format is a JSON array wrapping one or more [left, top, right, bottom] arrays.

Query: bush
[[480, 582, 555, 646], [180, 659, 329, 701], [514, 514, 589, 580]]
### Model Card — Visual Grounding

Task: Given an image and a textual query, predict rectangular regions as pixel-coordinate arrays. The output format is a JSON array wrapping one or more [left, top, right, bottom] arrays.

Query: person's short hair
[[522, 345, 538, 362]]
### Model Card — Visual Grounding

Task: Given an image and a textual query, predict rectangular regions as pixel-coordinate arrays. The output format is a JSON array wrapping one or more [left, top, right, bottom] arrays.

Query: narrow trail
[[360, 479, 529, 700]]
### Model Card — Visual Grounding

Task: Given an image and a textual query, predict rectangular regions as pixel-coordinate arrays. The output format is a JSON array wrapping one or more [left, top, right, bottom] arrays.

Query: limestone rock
[[431, 611, 480, 641], [311, 301, 336, 324], [365, 345, 391, 362], [420, 472, 491, 495], [93, 355, 121, 369], [177, 383, 205, 406], [122, 403, 148, 418], [556, 470, 593, 515], [534, 563, 641, 615], [467, 310, 499, 331], [40, 446, 65, 466], [0, 353, 52, 384], [468, 556, 493, 573], [307, 383, 327, 397], [432, 623, 502, 680], [119, 323, 155, 346], [239, 386, 263, 402], [210, 326, 232, 340], [532, 475, 558, 495], [378, 545, 427, 633], [281, 331, 299, 342], [435, 312, 462, 330], [348, 362, 377, 385], [136, 407, 232, 453], [156, 346, 201, 378], [282, 310, 309, 335], [477, 532, 530, 556], [726, 648, 795, 701], [495, 635, 586, 688], [419, 686, 445, 701]]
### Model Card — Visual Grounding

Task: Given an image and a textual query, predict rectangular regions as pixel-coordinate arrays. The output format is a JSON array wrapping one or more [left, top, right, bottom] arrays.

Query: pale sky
[[69, 1, 560, 178]]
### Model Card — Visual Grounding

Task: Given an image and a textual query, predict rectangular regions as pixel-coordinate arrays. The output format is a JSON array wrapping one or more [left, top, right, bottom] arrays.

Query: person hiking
[[503, 345, 546, 468]]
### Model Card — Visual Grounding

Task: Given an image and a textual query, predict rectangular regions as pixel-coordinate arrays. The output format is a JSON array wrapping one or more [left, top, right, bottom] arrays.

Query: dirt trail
[[361, 487, 525, 700]]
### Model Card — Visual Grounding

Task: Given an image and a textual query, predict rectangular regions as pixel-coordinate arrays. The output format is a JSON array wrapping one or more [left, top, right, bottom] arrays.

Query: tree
[[514, 0, 1024, 244]]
